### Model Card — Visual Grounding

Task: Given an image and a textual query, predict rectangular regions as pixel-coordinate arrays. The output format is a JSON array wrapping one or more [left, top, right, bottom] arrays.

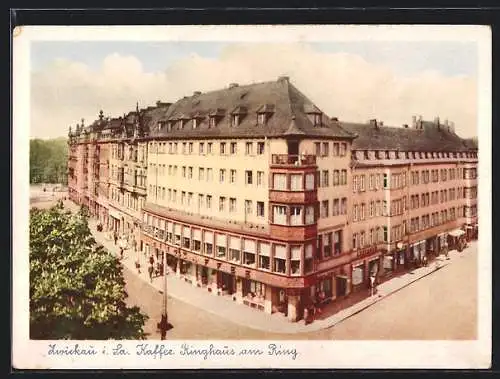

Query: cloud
[[30, 43, 477, 139]]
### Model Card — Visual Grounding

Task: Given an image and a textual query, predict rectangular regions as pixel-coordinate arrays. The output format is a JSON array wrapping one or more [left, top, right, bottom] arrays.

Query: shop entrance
[[336, 276, 348, 297], [220, 272, 235, 294]]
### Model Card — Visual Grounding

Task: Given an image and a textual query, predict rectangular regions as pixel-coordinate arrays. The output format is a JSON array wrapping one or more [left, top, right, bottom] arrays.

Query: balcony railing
[[271, 154, 316, 166]]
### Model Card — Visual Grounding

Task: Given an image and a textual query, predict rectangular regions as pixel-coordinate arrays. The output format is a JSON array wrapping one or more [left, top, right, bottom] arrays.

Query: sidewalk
[[87, 216, 472, 334]]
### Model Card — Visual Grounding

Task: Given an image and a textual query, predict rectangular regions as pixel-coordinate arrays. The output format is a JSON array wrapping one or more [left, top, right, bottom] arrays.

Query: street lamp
[[159, 250, 168, 340]]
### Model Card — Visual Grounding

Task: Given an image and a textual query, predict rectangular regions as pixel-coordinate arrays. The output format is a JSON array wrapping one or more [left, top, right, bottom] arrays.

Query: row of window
[[317, 231, 343, 258], [352, 227, 388, 250], [410, 167, 471, 185], [142, 215, 315, 275], [314, 142, 348, 157], [355, 150, 477, 161], [352, 199, 387, 222], [149, 164, 266, 187], [320, 198, 348, 218], [318, 170, 348, 188], [148, 185, 267, 217], [353, 173, 390, 192], [408, 207, 460, 233], [149, 140, 266, 157], [110, 186, 145, 212]]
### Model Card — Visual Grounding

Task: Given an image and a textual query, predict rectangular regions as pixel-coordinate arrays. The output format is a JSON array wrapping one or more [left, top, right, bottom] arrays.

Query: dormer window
[[167, 121, 173, 132], [232, 114, 240, 127], [313, 114, 321, 126], [256, 104, 275, 126], [209, 117, 216, 128], [193, 118, 198, 129]]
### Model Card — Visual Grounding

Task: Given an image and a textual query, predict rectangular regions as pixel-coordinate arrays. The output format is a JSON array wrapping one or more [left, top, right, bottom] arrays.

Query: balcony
[[271, 154, 316, 167]]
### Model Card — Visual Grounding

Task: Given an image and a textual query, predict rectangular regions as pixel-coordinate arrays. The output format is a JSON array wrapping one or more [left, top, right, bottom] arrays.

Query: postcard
[[13, 24, 491, 369]]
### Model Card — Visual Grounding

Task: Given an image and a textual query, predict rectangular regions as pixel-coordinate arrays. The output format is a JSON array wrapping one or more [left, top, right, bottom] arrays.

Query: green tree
[[30, 202, 148, 339], [30, 138, 68, 185]]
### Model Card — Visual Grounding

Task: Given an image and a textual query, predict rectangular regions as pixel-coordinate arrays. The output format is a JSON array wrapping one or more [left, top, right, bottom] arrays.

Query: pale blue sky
[[31, 41, 477, 77]]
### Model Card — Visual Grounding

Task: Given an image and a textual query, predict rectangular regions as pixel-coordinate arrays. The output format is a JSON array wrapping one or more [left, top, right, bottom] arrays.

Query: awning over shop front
[[449, 229, 465, 237]]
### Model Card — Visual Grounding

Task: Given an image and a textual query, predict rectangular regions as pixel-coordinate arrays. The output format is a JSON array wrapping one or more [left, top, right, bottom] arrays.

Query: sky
[[30, 40, 478, 139]]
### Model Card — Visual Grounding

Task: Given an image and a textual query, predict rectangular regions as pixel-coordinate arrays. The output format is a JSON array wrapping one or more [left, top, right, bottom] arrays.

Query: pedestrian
[[132, 238, 137, 252], [119, 247, 124, 260], [149, 255, 155, 266], [370, 274, 376, 297], [148, 263, 154, 283], [113, 231, 118, 246]]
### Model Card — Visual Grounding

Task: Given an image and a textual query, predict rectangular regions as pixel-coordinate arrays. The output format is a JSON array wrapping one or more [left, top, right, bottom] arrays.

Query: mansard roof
[[148, 77, 355, 139]]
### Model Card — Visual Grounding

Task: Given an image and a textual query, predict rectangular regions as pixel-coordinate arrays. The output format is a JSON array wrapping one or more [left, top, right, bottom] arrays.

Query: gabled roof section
[[148, 77, 356, 139]]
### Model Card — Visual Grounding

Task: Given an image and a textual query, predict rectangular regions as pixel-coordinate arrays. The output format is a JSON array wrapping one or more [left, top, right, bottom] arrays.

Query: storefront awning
[[449, 229, 465, 237]]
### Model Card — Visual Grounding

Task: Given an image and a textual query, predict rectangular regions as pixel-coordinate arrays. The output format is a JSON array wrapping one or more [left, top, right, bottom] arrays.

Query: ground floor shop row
[[139, 224, 475, 322]]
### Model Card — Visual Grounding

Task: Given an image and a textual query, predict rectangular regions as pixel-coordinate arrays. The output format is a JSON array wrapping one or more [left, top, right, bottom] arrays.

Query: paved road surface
[[123, 245, 477, 340]]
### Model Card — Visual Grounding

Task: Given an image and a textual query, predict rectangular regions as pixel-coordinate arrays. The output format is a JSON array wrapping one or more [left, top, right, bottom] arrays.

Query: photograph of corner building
[[68, 76, 478, 323]]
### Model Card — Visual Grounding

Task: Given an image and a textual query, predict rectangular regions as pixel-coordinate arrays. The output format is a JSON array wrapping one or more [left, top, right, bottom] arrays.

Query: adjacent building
[[68, 76, 478, 322]]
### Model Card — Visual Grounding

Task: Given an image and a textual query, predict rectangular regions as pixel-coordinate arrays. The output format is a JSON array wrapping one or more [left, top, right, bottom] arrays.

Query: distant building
[[68, 77, 478, 322]]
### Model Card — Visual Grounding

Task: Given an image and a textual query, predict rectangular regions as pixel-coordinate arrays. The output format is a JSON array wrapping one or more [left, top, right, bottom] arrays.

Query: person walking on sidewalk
[[119, 246, 124, 260], [113, 231, 118, 246], [148, 263, 154, 283]]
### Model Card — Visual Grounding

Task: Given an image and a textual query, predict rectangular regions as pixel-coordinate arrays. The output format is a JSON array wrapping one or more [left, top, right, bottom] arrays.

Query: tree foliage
[[30, 138, 68, 185], [30, 202, 148, 339]]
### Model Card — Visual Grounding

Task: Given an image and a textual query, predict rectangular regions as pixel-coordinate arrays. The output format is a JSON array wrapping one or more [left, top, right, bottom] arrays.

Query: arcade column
[[235, 277, 244, 304], [264, 285, 273, 314], [287, 290, 300, 322]]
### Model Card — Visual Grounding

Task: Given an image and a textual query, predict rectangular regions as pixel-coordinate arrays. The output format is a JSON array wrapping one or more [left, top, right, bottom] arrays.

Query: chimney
[[228, 83, 239, 89], [369, 119, 378, 128], [379, 121, 384, 127], [193, 91, 202, 96], [434, 116, 440, 126], [418, 115, 423, 129], [403, 124, 409, 128], [331, 117, 339, 122], [278, 75, 290, 83], [412, 115, 417, 128]]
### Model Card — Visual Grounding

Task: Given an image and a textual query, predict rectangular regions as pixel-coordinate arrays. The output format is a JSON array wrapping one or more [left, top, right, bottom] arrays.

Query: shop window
[[274, 258, 286, 273], [352, 266, 364, 286]]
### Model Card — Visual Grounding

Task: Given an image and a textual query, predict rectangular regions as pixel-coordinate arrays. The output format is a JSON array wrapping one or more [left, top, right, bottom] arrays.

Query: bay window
[[290, 206, 303, 225], [273, 173, 287, 190], [290, 174, 303, 191], [273, 205, 287, 225]]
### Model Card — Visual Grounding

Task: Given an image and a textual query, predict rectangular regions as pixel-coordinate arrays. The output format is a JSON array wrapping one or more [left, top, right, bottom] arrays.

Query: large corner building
[[68, 76, 478, 322]]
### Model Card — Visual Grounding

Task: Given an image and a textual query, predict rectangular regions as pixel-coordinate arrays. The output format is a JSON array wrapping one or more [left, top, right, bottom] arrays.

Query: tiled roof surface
[[147, 78, 355, 139], [342, 121, 474, 152]]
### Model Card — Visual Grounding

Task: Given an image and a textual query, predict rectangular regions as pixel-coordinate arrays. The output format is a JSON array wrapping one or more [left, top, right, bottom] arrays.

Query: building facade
[[68, 77, 478, 322]]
